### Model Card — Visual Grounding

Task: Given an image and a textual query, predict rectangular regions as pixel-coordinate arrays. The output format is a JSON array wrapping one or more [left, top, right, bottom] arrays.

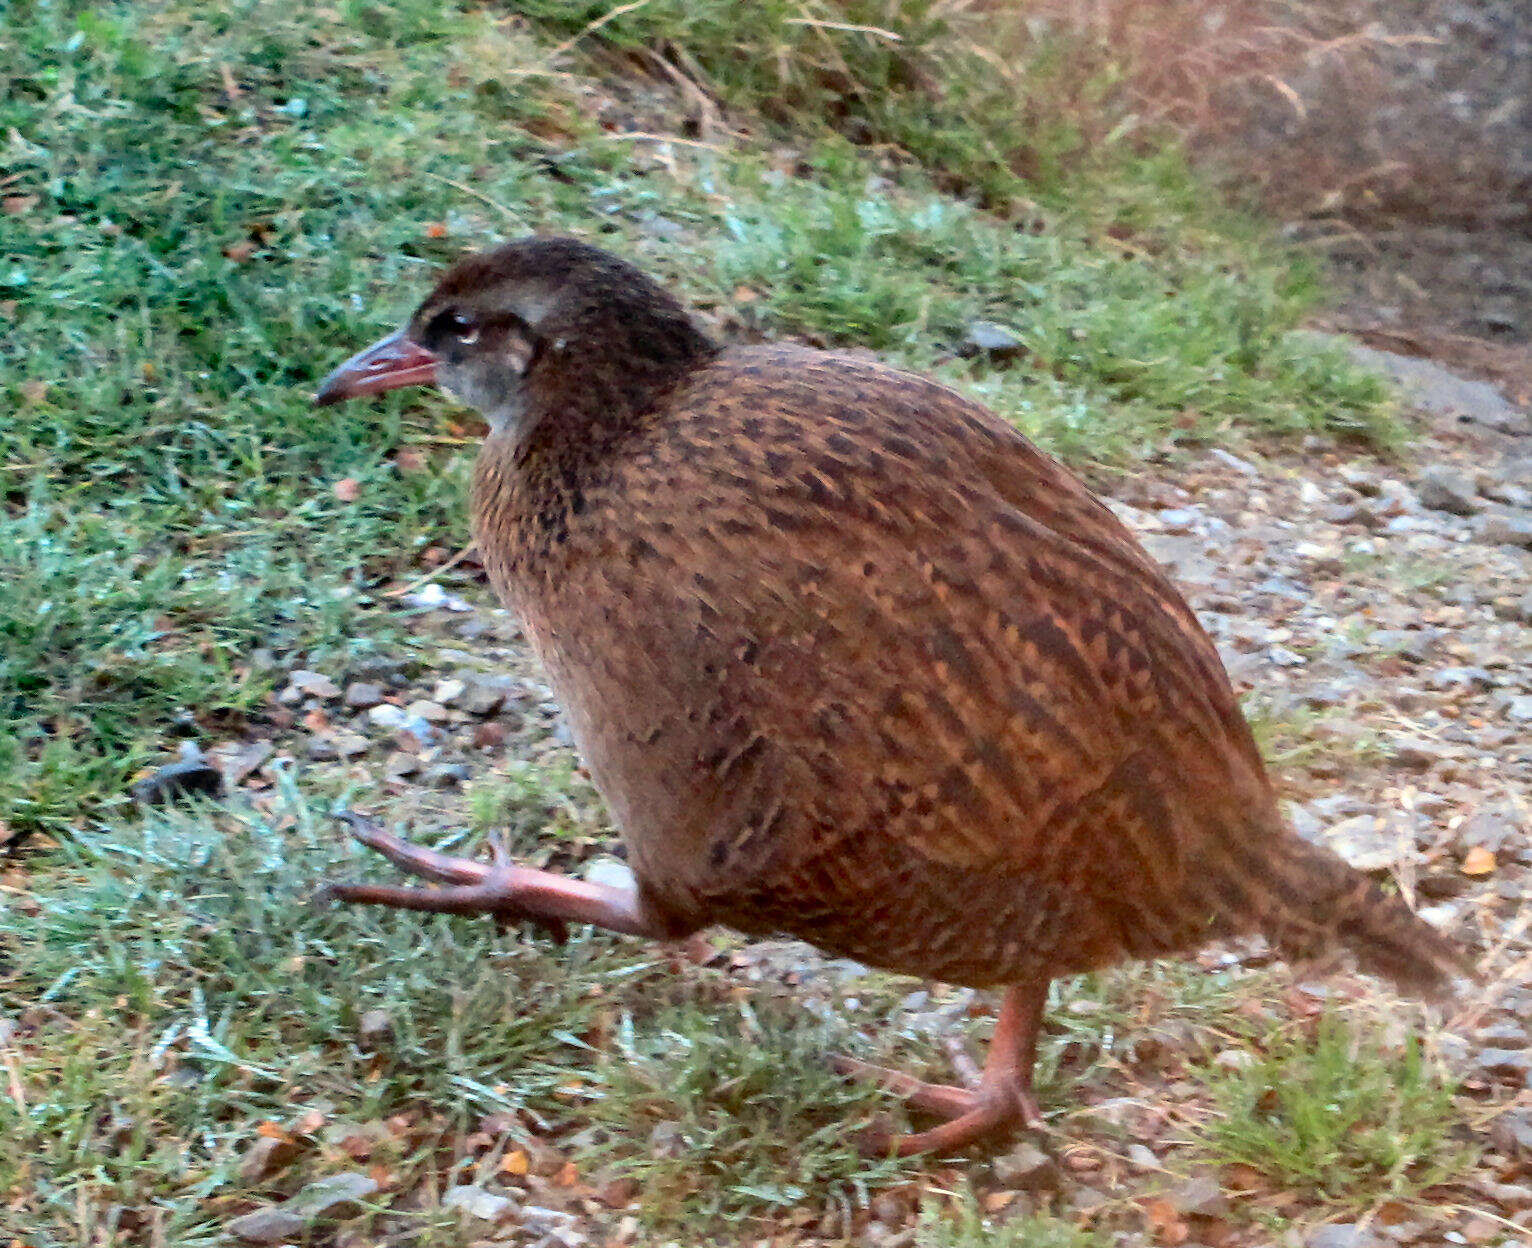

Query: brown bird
[[314, 237, 1463, 1156]]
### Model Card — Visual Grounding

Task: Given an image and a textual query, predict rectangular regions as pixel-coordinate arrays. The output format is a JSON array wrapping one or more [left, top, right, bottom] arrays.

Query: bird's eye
[[432, 309, 479, 345]]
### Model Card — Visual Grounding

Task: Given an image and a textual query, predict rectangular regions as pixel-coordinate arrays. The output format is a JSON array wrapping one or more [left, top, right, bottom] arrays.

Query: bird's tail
[[1202, 818, 1468, 1002]]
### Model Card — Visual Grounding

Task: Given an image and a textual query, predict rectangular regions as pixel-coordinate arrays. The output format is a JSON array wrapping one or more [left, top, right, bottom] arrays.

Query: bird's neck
[[470, 334, 716, 594]]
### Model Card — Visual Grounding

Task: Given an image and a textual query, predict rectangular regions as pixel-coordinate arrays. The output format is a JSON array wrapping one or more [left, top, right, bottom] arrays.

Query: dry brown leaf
[[223, 240, 256, 262], [1461, 845, 1496, 875], [1142, 1196, 1190, 1245], [332, 477, 360, 502], [424, 222, 447, 239], [500, 1149, 529, 1176]]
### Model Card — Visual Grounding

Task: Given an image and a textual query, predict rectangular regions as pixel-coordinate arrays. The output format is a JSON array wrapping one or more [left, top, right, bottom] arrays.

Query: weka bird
[[314, 237, 1463, 1156]]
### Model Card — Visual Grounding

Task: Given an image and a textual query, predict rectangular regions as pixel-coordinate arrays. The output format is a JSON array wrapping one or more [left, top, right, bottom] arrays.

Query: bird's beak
[[314, 328, 439, 406]]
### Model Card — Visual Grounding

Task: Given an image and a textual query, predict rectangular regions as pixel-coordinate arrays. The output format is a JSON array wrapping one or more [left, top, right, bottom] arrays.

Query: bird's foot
[[830, 1055, 1042, 1157], [318, 810, 669, 940], [319, 811, 571, 941]]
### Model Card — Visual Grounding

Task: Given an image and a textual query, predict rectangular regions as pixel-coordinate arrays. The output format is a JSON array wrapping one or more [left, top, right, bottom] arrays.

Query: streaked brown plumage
[[315, 237, 1464, 1156]]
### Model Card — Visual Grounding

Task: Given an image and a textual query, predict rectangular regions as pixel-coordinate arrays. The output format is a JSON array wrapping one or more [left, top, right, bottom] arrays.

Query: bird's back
[[473, 343, 1461, 993]]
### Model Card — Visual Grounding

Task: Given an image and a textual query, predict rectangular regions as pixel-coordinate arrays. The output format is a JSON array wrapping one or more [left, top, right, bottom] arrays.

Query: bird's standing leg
[[833, 981, 1048, 1156], [320, 811, 691, 941]]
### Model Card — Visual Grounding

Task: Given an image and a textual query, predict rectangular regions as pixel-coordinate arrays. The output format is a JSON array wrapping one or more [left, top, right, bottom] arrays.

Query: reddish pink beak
[[314, 328, 439, 406]]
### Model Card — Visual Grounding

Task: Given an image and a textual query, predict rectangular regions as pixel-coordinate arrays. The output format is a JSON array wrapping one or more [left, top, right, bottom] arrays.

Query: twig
[[543, 0, 650, 64], [385, 543, 478, 599], [783, 18, 902, 41], [422, 172, 527, 230], [0, 1037, 26, 1112], [597, 131, 730, 153]]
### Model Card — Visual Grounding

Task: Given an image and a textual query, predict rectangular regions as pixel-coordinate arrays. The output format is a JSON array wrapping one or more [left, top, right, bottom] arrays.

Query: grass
[[0, 0, 1456, 1242], [1202, 1017, 1465, 1204]]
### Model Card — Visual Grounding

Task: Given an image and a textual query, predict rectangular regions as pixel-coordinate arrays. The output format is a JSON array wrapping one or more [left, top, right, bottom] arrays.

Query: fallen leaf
[[1462, 845, 1496, 875], [1221, 1163, 1267, 1191], [500, 1149, 529, 1176], [555, 1161, 579, 1187], [1142, 1196, 1189, 1246], [224, 240, 256, 262], [425, 222, 447, 238], [332, 477, 360, 502], [395, 448, 427, 473], [981, 1190, 1015, 1212]]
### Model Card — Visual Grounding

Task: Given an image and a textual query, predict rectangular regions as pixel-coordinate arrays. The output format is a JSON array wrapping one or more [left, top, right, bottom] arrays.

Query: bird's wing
[[644, 348, 1270, 885]]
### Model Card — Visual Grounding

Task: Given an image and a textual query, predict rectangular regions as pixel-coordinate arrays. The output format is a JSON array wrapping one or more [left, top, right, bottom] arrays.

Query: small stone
[[305, 736, 339, 762], [1415, 466, 1480, 515], [1127, 1143, 1158, 1170], [131, 752, 223, 806], [462, 677, 513, 717], [521, 1205, 580, 1232], [1477, 513, 1532, 548], [1322, 815, 1409, 873], [992, 1141, 1061, 1192], [1171, 1173, 1229, 1217], [219, 740, 273, 786], [1209, 447, 1258, 476], [1475, 1021, 1527, 1047], [1505, 695, 1532, 723], [596, 1176, 640, 1209], [1212, 1048, 1257, 1072], [357, 1010, 394, 1050], [1491, 1106, 1532, 1154], [288, 670, 341, 700], [1461, 1215, 1503, 1243], [227, 1207, 305, 1244], [1429, 666, 1494, 692], [287, 1172, 378, 1219], [432, 677, 467, 707], [396, 717, 438, 748], [367, 704, 410, 731], [384, 751, 420, 781], [228, 1174, 378, 1244], [441, 1184, 518, 1223], [584, 857, 635, 891], [472, 721, 507, 750], [424, 762, 471, 789], [237, 1135, 302, 1183], [405, 699, 449, 724], [333, 732, 370, 759], [959, 320, 1027, 359], [648, 1121, 685, 1158], [1476, 1048, 1532, 1084], [1307, 1225, 1379, 1248], [344, 682, 385, 710]]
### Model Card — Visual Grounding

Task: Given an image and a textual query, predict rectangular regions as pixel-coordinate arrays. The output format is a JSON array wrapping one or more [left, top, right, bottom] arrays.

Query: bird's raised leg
[[320, 811, 690, 940], [833, 981, 1048, 1157]]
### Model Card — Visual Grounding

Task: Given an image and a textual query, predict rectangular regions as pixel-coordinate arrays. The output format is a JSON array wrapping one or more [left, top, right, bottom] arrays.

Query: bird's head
[[315, 236, 716, 437]]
